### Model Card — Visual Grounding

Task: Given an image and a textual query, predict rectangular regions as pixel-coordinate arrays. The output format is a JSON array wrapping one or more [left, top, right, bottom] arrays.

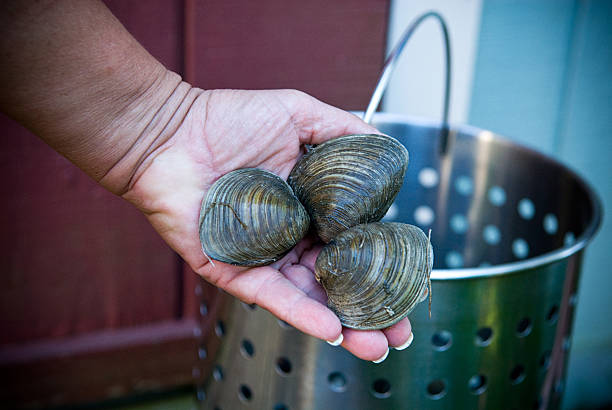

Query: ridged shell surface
[[288, 134, 409, 243], [314, 222, 433, 330], [199, 168, 310, 267]]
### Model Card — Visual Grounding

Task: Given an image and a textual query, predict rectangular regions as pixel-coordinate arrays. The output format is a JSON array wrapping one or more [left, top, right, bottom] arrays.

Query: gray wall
[[468, 1, 612, 408]]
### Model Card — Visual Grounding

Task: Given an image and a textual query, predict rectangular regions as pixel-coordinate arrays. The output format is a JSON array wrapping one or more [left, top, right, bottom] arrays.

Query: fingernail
[[394, 332, 414, 351], [372, 348, 390, 364], [326, 333, 343, 346]]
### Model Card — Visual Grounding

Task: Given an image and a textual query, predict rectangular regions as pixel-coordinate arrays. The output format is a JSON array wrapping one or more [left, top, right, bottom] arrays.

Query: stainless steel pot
[[196, 112, 601, 410], [195, 12, 602, 410]]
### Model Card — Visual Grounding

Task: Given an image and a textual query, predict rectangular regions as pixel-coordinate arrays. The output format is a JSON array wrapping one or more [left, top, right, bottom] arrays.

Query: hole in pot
[[483, 225, 501, 245], [517, 317, 532, 337], [569, 293, 578, 306], [546, 305, 559, 324], [274, 404, 289, 410], [513, 238, 529, 259], [450, 214, 469, 234], [510, 365, 526, 385], [276, 357, 292, 375], [475, 327, 493, 346], [198, 345, 207, 360], [241, 339, 255, 358], [238, 384, 252, 402], [518, 198, 535, 219], [431, 331, 452, 351], [488, 186, 506, 206], [213, 365, 224, 381], [543, 214, 559, 235], [242, 302, 257, 311], [445, 251, 464, 268], [455, 176, 473, 196], [328, 372, 347, 392], [419, 167, 439, 188], [196, 386, 206, 401], [371, 378, 391, 399], [215, 321, 225, 338], [563, 336, 571, 351], [468, 374, 487, 395], [426, 379, 446, 400], [199, 302, 208, 316], [414, 205, 435, 226]]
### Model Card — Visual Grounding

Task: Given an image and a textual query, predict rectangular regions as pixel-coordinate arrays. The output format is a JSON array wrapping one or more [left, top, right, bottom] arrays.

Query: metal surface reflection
[[199, 115, 601, 410]]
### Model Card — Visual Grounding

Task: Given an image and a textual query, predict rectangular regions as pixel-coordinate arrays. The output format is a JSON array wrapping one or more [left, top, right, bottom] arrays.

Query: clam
[[288, 134, 409, 243], [199, 168, 310, 266], [314, 222, 433, 330]]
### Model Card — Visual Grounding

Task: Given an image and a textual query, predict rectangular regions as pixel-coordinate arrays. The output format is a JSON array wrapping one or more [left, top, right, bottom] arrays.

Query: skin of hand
[[0, 0, 413, 361], [119, 88, 413, 361]]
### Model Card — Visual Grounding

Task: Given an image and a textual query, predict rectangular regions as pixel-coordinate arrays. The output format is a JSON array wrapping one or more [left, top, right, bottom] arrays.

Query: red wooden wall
[[0, 0, 389, 407]]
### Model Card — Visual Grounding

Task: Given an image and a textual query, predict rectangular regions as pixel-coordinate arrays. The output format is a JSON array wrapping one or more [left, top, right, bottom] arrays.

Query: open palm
[[122, 89, 412, 361]]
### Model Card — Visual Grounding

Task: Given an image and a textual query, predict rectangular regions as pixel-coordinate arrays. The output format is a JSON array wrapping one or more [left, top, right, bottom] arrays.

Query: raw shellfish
[[314, 222, 433, 330], [199, 168, 310, 266], [288, 134, 409, 243]]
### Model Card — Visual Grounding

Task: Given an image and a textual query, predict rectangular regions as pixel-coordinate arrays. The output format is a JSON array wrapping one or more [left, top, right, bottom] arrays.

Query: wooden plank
[[0, 0, 186, 346], [0, 119, 181, 344], [187, 0, 390, 110], [468, 0, 577, 154], [0, 319, 200, 408], [104, 0, 184, 73]]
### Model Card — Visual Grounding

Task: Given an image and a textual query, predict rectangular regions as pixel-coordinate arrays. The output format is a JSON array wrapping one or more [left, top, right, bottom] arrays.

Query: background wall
[[385, 1, 611, 408], [384, 0, 483, 124]]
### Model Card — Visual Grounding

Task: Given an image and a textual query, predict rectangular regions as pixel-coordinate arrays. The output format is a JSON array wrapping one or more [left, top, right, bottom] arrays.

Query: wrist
[[99, 70, 204, 195], [0, 0, 204, 195]]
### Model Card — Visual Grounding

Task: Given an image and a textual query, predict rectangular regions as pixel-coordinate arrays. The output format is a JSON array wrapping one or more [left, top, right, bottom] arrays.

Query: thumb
[[280, 90, 380, 145]]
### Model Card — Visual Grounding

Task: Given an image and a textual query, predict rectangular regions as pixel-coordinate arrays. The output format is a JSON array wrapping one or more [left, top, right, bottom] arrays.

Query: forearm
[[0, 0, 197, 194]]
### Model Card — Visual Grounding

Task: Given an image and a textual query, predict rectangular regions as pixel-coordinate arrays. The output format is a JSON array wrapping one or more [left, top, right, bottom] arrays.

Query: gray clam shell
[[288, 134, 409, 243], [314, 222, 433, 330], [199, 168, 310, 267]]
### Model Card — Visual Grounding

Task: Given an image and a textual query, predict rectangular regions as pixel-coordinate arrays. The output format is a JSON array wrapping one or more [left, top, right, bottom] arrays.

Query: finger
[[280, 263, 327, 304], [282, 90, 380, 145], [341, 328, 389, 362], [270, 235, 316, 271], [269, 235, 317, 271], [292, 246, 392, 362], [219, 265, 342, 343], [382, 317, 413, 350], [299, 242, 323, 271]]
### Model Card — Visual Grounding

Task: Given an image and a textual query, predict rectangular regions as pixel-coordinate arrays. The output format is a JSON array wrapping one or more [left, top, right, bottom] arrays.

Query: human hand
[[121, 88, 413, 361], [0, 0, 412, 362]]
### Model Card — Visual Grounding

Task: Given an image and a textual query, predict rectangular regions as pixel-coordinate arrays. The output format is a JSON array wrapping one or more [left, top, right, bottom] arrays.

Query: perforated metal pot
[[196, 112, 602, 410], [195, 11, 602, 409]]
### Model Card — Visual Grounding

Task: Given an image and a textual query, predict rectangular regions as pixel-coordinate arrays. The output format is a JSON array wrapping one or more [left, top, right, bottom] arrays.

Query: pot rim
[[362, 112, 604, 280]]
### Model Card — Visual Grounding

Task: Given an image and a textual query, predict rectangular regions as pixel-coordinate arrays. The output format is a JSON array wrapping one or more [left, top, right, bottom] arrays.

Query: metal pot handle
[[363, 10, 452, 134]]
